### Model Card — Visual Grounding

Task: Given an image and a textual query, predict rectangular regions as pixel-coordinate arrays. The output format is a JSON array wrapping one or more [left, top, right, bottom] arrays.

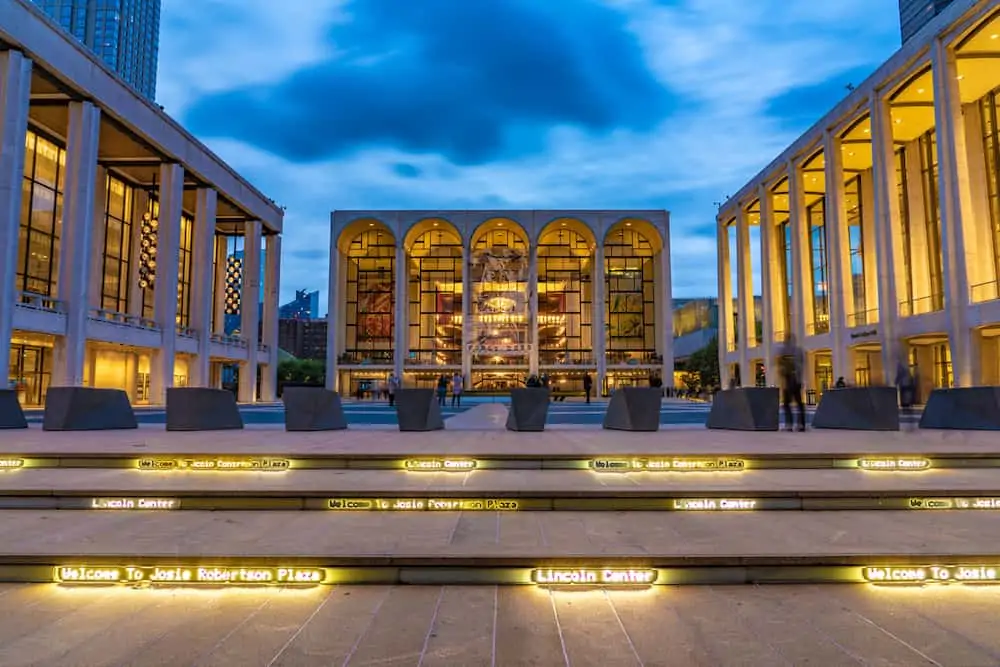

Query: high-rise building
[[899, 0, 955, 43], [279, 290, 320, 321], [30, 0, 161, 99]]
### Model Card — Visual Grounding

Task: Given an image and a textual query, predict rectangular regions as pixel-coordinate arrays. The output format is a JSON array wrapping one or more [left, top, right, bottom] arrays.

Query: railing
[[772, 329, 787, 343], [18, 291, 65, 313], [339, 350, 393, 365], [539, 351, 596, 366], [210, 333, 248, 349], [89, 308, 159, 330], [405, 351, 462, 366], [971, 280, 1000, 304], [606, 351, 662, 366], [899, 293, 944, 318], [176, 325, 198, 339], [257, 343, 270, 355], [805, 320, 830, 336], [847, 309, 880, 328]]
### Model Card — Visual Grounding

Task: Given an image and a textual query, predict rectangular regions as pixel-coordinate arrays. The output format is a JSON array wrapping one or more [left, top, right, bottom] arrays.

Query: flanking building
[[717, 0, 1000, 402], [326, 210, 673, 396], [1, 0, 282, 406]]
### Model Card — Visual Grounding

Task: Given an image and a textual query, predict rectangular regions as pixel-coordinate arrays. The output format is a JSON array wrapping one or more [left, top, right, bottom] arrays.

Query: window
[[471, 226, 529, 366], [407, 226, 462, 366], [344, 229, 395, 364], [139, 198, 157, 320], [845, 175, 867, 320], [538, 226, 593, 365], [778, 218, 793, 335], [807, 198, 830, 334], [980, 88, 1000, 288], [101, 174, 133, 313], [919, 130, 945, 310], [18, 129, 65, 299], [896, 148, 915, 308], [605, 227, 656, 364], [176, 214, 193, 327]]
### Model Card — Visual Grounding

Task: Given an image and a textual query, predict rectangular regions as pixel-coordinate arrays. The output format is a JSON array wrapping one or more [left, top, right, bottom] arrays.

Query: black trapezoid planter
[[0, 390, 27, 429], [43, 387, 137, 431], [812, 386, 900, 431], [166, 388, 244, 431], [603, 387, 661, 432], [706, 387, 779, 431], [506, 388, 551, 432], [395, 388, 445, 432], [283, 387, 348, 431], [920, 387, 1000, 430]]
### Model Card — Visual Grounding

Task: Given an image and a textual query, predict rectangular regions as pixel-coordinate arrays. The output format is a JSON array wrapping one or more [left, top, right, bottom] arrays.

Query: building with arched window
[[327, 211, 673, 396], [718, 0, 1000, 403]]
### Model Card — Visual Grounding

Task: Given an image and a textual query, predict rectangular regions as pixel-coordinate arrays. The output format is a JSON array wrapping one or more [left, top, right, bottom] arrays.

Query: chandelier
[[225, 255, 243, 315], [138, 211, 158, 288]]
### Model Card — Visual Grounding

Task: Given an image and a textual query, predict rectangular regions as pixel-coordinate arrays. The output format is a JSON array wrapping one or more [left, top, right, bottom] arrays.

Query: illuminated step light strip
[[137, 458, 290, 472], [329, 498, 519, 511], [908, 497, 1000, 509], [856, 458, 930, 471], [403, 459, 477, 472], [55, 565, 326, 586], [0, 459, 24, 470], [591, 458, 746, 472], [863, 565, 1000, 584], [531, 569, 658, 586], [91, 498, 178, 510]]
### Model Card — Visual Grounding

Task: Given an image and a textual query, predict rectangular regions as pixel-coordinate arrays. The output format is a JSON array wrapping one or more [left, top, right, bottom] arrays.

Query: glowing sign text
[[328, 498, 518, 511], [0, 459, 24, 470], [137, 458, 290, 472], [672, 498, 757, 511], [590, 458, 745, 472], [532, 569, 658, 585], [909, 497, 1000, 510], [857, 458, 930, 471], [864, 565, 1000, 584], [403, 459, 477, 472], [55, 566, 325, 585], [91, 498, 177, 510]]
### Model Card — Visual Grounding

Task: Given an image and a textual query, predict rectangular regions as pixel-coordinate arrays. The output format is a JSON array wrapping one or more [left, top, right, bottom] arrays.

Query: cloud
[[158, 0, 901, 304], [182, 0, 672, 165]]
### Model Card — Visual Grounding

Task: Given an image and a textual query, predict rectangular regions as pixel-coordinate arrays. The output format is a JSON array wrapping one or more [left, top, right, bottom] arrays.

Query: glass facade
[[407, 227, 462, 366], [779, 218, 793, 336], [807, 198, 830, 334], [344, 229, 394, 365], [918, 130, 945, 310], [471, 227, 529, 366], [896, 148, 915, 308], [845, 175, 867, 321], [605, 227, 656, 364], [981, 88, 1000, 286], [176, 214, 193, 327], [538, 227, 593, 366], [31, 0, 161, 99], [100, 175, 133, 313], [18, 130, 65, 300]]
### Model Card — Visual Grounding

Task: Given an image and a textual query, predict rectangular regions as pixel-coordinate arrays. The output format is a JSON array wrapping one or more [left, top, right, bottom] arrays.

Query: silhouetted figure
[[436, 375, 448, 406], [583, 373, 593, 404], [835, 377, 847, 388], [896, 359, 916, 430], [778, 335, 806, 432]]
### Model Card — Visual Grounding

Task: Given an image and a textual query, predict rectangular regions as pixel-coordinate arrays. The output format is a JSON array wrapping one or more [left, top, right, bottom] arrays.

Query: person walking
[[583, 373, 593, 404], [436, 375, 448, 407], [451, 372, 464, 408], [778, 334, 806, 432], [387, 373, 399, 407], [895, 357, 916, 430]]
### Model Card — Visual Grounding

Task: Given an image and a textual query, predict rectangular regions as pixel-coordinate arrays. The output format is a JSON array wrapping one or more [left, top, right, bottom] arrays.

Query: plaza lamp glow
[[224, 256, 243, 315], [137, 211, 158, 289]]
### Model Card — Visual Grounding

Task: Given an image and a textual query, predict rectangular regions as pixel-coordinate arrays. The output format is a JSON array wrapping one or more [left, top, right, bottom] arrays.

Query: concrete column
[[212, 235, 227, 334], [788, 160, 811, 343], [394, 244, 406, 379], [127, 188, 148, 318], [759, 185, 778, 387], [88, 166, 107, 309], [149, 163, 183, 405], [461, 244, 472, 384], [0, 51, 32, 387], [593, 244, 606, 390], [736, 207, 753, 385], [189, 188, 217, 387], [260, 234, 281, 402], [52, 101, 101, 387], [325, 222, 340, 392], [931, 38, 976, 387], [823, 131, 853, 383], [528, 244, 539, 374], [659, 218, 674, 386], [870, 94, 905, 377], [716, 220, 734, 388], [238, 219, 262, 402]]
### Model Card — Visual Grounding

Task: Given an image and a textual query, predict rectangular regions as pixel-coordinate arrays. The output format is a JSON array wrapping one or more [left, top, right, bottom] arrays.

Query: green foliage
[[277, 358, 326, 385], [685, 336, 720, 391]]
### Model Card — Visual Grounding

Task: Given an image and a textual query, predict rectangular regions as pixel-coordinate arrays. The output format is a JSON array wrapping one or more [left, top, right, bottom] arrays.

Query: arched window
[[345, 229, 394, 364], [471, 224, 529, 366], [407, 226, 463, 366], [604, 226, 655, 364], [538, 226, 593, 365]]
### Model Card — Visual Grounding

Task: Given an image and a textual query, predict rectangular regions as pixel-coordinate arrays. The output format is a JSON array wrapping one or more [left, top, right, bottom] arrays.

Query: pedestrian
[[387, 373, 399, 407], [436, 375, 448, 406], [778, 334, 806, 432], [835, 376, 847, 388], [451, 372, 464, 408], [583, 373, 593, 404], [895, 356, 916, 430]]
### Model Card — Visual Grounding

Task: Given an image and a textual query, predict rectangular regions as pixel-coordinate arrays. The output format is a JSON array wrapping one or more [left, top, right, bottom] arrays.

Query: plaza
[[717, 0, 1000, 401], [326, 210, 674, 398], [1, 0, 282, 408]]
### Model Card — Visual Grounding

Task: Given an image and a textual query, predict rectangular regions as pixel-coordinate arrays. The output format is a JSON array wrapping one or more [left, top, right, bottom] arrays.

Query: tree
[[277, 358, 326, 386], [686, 336, 720, 391]]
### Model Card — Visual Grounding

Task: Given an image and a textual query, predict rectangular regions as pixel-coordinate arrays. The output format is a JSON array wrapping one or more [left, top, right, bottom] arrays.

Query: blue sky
[[156, 0, 901, 306]]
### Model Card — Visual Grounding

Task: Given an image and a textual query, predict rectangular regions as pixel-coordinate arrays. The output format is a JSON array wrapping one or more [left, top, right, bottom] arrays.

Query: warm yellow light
[[857, 458, 929, 471], [0, 459, 25, 470], [532, 569, 657, 586], [672, 498, 757, 511], [403, 458, 477, 472], [864, 565, 1000, 584], [91, 498, 178, 510], [137, 458, 290, 472], [55, 565, 326, 586]]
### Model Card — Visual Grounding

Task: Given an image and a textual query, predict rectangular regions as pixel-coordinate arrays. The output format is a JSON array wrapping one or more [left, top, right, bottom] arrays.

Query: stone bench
[[0, 390, 27, 430], [920, 387, 1000, 430], [43, 387, 137, 431], [166, 388, 243, 431], [603, 387, 661, 432], [395, 388, 445, 431], [812, 386, 900, 431], [283, 387, 348, 431], [706, 387, 779, 431], [506, 388, 551, 432]]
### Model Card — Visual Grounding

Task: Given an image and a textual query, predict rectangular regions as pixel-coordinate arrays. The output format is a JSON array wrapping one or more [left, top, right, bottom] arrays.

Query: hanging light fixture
[[225, 254, 243, 315], [137, 211, 159, 288]]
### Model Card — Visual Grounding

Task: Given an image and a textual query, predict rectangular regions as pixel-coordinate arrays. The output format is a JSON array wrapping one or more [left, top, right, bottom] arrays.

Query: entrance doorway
[[8, 343, 51, 406]]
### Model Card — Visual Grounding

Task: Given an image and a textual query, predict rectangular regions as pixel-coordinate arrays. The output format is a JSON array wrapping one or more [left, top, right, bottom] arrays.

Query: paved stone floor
[[0, 509, 997, 557], [0, 583, 999, 666]]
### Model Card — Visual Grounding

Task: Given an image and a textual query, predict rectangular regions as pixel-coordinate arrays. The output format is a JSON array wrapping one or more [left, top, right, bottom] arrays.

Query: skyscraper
[[899, 0, 955, 43], [30, 0, 161, 99]]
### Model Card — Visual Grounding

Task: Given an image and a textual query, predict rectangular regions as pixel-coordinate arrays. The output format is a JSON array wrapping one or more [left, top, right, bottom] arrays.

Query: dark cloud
[[289, 247, 327, 261], [392, 163, 422, 179], [763, 64, 876, 133], [184, 0, 672, 165]]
